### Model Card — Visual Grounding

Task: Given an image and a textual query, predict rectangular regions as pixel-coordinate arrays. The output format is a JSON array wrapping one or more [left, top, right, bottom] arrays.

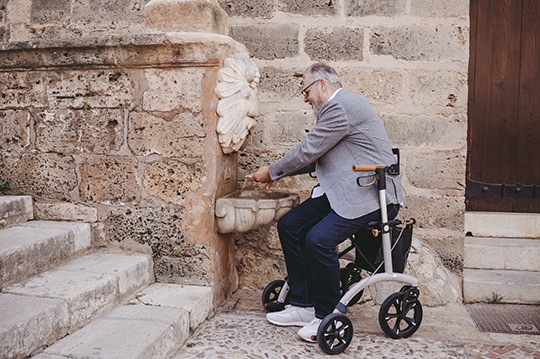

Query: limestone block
[[382, 114, 467, 150], [35, 109, 124, 155], [256, 66, 303, 104], [370, 24, 468, 61], [34, 201, 99, 222], [71, 0, 146, 25], [45, 70, 134, 109], [339, 67, 403, 104], [0, 109, 31, 156], [144, 159, 204, 203], [405, 194, 465, 232], [105, 206, 211, 284], [6, 0, 31, 23], [410, 0, 469, 18], [143, 68, 204, 113], [278, 0, 337, 16], [305, 27, 364, 61], [345, 0, 406, 17], [128, 112, 205, 157], [79, 156, 140, 203], [30, 0, 70, 23], [409, 69, 468, 110], [1, 153, 77, 200], [145, 0, 229, 35], [406, 149, 466, 191], [218, 0, 274, 18], [0, 71, 46, 108], [230, 25, 299, 60], [267, 111, 316, 145]]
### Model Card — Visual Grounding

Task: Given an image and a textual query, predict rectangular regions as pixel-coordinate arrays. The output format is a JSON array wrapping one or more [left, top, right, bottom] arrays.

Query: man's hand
[[245, 166, 272, 183]]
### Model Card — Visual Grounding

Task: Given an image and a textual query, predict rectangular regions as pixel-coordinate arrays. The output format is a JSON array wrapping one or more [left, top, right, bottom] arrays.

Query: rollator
[[261, 153, 423, 355]]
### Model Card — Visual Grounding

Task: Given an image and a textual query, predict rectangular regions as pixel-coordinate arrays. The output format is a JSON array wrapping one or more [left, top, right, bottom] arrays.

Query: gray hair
[[303, 63, 342, 85]]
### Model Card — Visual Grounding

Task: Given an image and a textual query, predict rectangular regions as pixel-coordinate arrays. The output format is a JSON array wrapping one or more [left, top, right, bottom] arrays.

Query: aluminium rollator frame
[[261, 155, 423, 355]]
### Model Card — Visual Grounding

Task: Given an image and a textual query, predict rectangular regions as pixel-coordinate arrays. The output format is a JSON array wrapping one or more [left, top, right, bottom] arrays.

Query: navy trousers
[[277, 194, 399, 318]]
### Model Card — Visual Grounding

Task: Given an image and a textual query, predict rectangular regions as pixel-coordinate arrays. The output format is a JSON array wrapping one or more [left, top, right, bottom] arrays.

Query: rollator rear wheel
[[378, 287, 423, 339], [317, 313, 354, 355], [261, 279, 290, 312]]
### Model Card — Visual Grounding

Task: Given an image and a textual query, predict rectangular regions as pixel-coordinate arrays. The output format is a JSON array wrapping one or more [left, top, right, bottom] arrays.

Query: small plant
[[0, 179, 9, 195], [487, 292, 504, 304], [82, 101, 91, 110]]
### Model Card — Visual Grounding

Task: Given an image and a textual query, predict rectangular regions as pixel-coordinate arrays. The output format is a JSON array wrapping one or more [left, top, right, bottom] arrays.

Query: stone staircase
[[0, 195, 213, 359], [463, 212, 540, 304]]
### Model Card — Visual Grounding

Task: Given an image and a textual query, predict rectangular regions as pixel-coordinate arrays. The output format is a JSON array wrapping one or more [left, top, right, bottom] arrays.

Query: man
[[246, 63, 403, 342]]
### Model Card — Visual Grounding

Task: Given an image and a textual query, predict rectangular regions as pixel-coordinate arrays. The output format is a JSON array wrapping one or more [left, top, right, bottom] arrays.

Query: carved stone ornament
[[215, 52, 260, 154]]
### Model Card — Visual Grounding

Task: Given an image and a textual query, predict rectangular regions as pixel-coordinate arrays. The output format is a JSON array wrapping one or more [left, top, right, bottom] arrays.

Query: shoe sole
[[267, 318, 312, 327], [298, 333, 317, 343]]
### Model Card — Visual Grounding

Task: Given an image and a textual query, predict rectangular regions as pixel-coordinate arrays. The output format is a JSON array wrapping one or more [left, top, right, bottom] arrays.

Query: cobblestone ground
[[175, 289, 540, 359]]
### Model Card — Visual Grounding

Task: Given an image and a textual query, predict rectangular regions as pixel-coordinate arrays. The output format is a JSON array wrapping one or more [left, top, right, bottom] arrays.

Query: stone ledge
[[0, 32, 246, 70]]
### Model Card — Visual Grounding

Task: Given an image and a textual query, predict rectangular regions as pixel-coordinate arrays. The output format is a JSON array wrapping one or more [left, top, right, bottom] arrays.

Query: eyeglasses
[[301, 79, 320, 97]]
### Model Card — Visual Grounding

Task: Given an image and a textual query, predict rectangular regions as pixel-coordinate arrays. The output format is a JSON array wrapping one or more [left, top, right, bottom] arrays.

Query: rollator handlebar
[[352, 164, 386, 172]]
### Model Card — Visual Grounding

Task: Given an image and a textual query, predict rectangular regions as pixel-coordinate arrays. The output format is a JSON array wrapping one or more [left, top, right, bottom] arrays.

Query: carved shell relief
[[215, 52, 260, 154]]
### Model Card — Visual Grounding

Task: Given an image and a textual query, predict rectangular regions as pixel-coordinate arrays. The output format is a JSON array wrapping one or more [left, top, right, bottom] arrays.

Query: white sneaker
[[298, 318, 322, 343], [266, 305, 315, 327]]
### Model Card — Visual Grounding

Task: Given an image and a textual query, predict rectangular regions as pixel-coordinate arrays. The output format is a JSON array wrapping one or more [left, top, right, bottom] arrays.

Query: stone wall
[[0, 0, 470, 303], [218, 0, 470, 285]]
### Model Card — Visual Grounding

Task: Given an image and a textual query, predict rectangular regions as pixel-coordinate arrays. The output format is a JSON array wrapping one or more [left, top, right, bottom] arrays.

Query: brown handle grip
[[352, 164, 385, 172]]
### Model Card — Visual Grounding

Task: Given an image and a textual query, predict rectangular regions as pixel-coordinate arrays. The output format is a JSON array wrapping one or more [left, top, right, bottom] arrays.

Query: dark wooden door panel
[[466, 0, 540, 213]]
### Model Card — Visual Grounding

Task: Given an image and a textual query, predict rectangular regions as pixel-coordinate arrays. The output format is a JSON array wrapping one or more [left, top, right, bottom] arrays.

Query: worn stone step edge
[[0, 195, 33, 229], [0, 251, 154, 359], [32, 283, 213, 359], [465, 211, 540, 238], [464, 237, 540, 271], [33, 304, 188, 359], [463, 268, 540, 305], [0, 220, 91, 287]]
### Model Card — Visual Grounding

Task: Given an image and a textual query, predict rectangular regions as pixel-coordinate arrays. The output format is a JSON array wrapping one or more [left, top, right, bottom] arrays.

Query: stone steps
[[0, 220, 92, 287], [464, 237, 540, 271], [463, 269, 540, 304], [0, 196, 213, 359], [463, 212, 540, 304]]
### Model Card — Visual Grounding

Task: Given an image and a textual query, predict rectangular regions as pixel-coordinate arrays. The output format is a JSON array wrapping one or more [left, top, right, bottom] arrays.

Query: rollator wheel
[[339, 263, 363, 306], [261, 279, 290, 312], [378, 287, 423, 339], [317, 313, 354, 355]]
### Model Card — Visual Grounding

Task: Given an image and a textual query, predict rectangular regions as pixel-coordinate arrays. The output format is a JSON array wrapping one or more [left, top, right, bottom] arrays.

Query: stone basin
[[215, 190, 300, 234]]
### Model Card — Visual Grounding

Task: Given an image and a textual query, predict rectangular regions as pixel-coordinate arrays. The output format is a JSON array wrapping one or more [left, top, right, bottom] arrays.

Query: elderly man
[[246, 63, 403, 342]]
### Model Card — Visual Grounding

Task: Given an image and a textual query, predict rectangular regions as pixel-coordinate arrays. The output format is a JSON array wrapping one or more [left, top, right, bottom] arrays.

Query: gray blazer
[[269, 89, 403, 219]]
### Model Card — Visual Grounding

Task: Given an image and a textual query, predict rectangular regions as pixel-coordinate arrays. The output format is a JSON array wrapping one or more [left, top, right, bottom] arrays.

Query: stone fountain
[[212, 52, 300, 233]]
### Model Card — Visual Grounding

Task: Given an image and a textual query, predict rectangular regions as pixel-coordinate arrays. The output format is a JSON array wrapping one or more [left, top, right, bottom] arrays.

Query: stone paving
[[174, 288, 540, 359]]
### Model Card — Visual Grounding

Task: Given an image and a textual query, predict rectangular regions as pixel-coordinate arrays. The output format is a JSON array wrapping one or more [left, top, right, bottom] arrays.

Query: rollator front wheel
[[378, 287, 423, 339], [261, 279, 290, 312], [317, 313, 354, 355]]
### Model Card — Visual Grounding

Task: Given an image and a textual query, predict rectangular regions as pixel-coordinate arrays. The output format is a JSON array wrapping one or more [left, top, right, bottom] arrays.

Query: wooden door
[[467, 0, 540, 212]]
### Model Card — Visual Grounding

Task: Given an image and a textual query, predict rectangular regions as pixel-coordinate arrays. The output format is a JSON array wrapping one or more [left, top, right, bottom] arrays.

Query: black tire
[[317, 313, 354, 355], [261, 279, 289, 312], [339, 264, 363, 306], [378, 287, 423, 339]]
